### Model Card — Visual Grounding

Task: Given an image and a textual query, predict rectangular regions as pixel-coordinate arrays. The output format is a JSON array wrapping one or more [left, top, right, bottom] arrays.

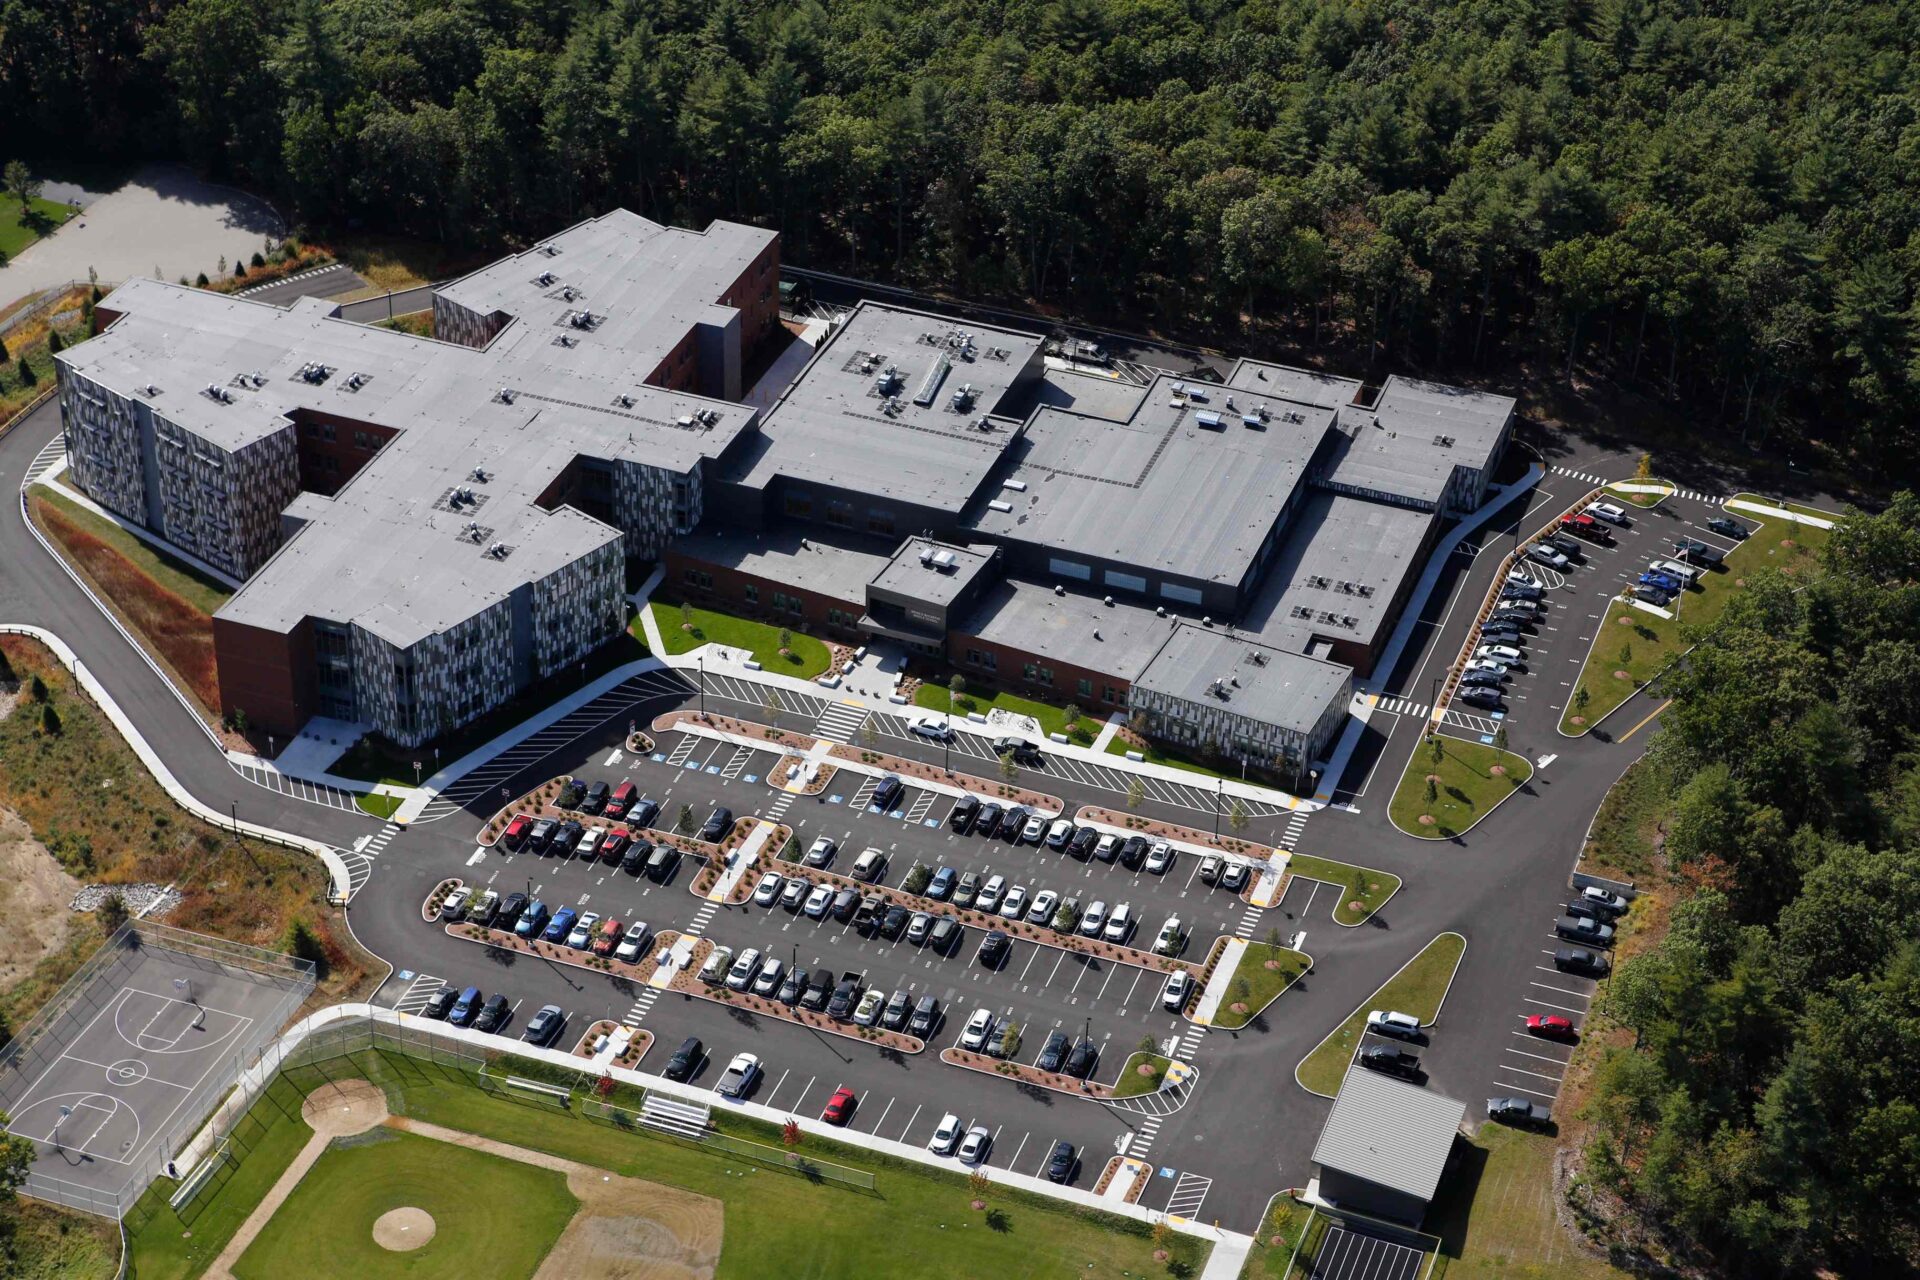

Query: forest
[[1, 0, 1916, 460], [1587, 494, 1920, 1275]]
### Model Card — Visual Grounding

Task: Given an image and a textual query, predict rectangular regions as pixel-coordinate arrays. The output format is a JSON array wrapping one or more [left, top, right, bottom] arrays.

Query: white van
[[1367, 1009, 1422, 1041], [1654, 558, 1700, 585], [1586, 502, 1628, 524]]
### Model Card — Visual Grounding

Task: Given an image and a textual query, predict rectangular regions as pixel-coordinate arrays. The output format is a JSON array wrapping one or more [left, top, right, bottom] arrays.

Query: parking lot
[[1437, 495, 1742, 742]]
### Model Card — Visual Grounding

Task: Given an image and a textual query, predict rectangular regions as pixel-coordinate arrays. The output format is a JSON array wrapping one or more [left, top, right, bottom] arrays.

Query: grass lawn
[[1580, 754, 1673, 883], [1296, 932, 1466, 1097], [0, 1200, 119, 1280], [650, 602, 832, 680], [1236, 1193, 1313, 1279], [1559, 504, 1833, 733], [32, 485, 233, 613], [1212, 941, 1311, 1030], [232, 1129, 578, 1280], [330, 629, 649, 783], [1603, 479, 1672, 508], [1388, 736, 1531, 839], [1425, 1124, 1631, 1280], [0, 196, 75, 259], [1283, 854, 1400, 925], [356, 791, 404, 820], [912, 683, 1097, 746], [1111, 1050, 1177, 1098], [1102, 732, 1243, 781]]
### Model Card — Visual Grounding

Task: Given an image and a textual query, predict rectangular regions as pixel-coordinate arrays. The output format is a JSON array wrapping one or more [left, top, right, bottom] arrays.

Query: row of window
[[782, 494, 896, 537], [962, 648, 1121, 704]]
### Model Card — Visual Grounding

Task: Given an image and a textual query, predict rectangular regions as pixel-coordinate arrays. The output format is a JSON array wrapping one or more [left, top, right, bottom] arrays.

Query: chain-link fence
[[579, 1096, 876, 1190]]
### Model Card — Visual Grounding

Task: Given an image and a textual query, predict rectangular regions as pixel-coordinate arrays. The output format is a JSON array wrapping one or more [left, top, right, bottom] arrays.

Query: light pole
[[413, 760, 422, 787], [698, 652, 706, 720], [1213, 777, 1223, 838]]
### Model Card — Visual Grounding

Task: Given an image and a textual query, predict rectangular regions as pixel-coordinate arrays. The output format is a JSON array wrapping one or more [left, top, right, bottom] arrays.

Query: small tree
[[217, 254, 227, 275], [674, 803, 696, 836], [1423, 775, 1439, 816], [1350, 864, 1369, 910], [251, 251, 266, 268], [1152, 1217, 1172, 1252], [1062, 702, 1080, 729], [96, 891, 130, 936], [195, 272, 209, 287], [283, 918, 328, 974], [232, 259, 247, 278], [29, 675, 48, 702], [1427, 734, 1444, 769], [232, 707, 248, 735], [679, 600, 694, 630], [782, 1118, 802, 1150], [46, 328, 62, 353], [762, 690, 783, 726], [1232, 976, 1251, 1005], [948, 673, 966, 705], [17, 355, 33, 385], [1126, 777, 1145, 810], [968, 1167, 991, 1201], [998, 753, 1019, 783], [997, 1019, 1021, 1059], [0, 336, 9, 365], [1265, 925, 1286, 959], [1492, 724, 1508, 756], [3, 159, 42, 209], [1635, 452, 1652, 480], [859, 719, 877, 748], [1618, 641, 1633, 667], [1227, 797, 1249, 834], [0, 646, 13, 684], [1573, 687, 1591, 717]]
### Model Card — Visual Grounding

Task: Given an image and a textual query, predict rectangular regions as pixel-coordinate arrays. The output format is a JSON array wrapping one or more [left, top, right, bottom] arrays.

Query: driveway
[[0, 164, 282, 304]]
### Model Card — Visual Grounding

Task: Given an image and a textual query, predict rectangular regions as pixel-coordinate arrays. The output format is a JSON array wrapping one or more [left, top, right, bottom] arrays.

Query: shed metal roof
[[1311, 1066, 1467, 1204]]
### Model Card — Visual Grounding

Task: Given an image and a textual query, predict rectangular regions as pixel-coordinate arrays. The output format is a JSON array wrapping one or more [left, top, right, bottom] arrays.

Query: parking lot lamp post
[[698, 652, 706, 720], [413, 760, 421, 787], [1213, 777, 1223, 838]]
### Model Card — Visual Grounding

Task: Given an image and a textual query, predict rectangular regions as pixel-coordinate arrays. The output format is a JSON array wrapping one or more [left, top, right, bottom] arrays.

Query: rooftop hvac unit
[[1155, 606, 1167, 617], [1202, 616, 1212, 626], [676, 415, 695, 428], [988, 499, 1013, 513], [1054, 584, 1066, 596], [1001, 479, 1027, 492], [496, 387, 514, 404], [931, 549, 958, 569], [1103, 596, 1114, 607], [1242, 414, 1265, 429], [487, 542, 508, 558], [471, 467, 488, 483], [145, 384, 159, 396], [1195, 410, 1224, 429], [346, 373, 365, 390], [616, 393, 633, 408], [1171, 381, 1187, 396], [1093, 628, 1102, 640], [1186, 388, 1210, 404], [536, 271, 555, 286], [562, 286, 576, 302]]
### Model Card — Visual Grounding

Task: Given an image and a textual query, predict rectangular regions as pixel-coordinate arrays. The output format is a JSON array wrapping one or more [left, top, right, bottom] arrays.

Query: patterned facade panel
[[432, 296, 505, 350], [349, 600, 516, 748], [611, 458, 693, 559], [229, 427, 301, 574], [529, 539, 625, 679], [1130, 678, 1352, 771], [151, 417, 243, 576], [56, 367, 148, 524]]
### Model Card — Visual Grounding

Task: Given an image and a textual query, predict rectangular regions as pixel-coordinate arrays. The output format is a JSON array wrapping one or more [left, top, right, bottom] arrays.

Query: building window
[[1023, 663, 1053, 686], [1077, 678, 1093, 698], [1104, 685, 1120, 705], [785, 494, 812, 518], [743, 583, 759, 604], [824, 500, 854, 528], [683, 569, 713, 590], [828, 607, 852, 627], [867, 510, 894, 536], [965, 648, 997, 671]]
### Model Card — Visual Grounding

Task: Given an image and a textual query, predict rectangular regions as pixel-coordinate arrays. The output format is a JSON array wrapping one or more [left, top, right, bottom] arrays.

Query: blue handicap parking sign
[[397, 969, 415, 981], [1158, 1166, 1176, 1178], [828, 795, 844, 804], [923, 819, 941, 828], [651, 753, 665, 762], [744, 774, 759, 784], [706, 764, 722, 774]]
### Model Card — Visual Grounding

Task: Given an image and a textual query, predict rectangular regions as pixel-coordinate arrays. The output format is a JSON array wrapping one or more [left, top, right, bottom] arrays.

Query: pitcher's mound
[[373, 1207, 436, 1251], [301, 1079, 389, 1137]]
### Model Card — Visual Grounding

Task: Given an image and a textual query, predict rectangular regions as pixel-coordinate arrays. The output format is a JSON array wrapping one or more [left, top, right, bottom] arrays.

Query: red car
[[606, 781, 637, 819], [821, 1086, 857, 1125], [501, 815, 531, 850], [590, 917, 623, 957], [1526, 1014, 1575, 1039]]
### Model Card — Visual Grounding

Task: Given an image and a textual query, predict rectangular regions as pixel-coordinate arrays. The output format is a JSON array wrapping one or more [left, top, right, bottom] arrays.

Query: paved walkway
[[1189, 939, 1248, 1026], [0, 163, 282, 302], [1725, 497, 1836, 529]]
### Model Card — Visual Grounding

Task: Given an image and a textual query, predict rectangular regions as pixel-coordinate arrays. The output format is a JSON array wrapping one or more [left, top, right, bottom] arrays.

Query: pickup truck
[[826, 970, 865, 1021], [851, 892, 885, 934]]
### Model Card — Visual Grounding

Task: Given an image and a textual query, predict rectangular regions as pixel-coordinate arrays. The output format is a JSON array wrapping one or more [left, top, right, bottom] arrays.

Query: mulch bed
[[1075, 805, 1271, 860], [663, 968, 925, 1054], [571, 1020, 653, 1067], [939, 1047, 1114, 1100]]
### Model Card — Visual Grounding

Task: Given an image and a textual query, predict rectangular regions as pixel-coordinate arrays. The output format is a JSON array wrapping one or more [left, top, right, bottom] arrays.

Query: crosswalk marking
[[719, 745, 753, 780], [694, 670, 829, 719], [1277, 810, 1310, 852], [1373, 696, 1430, 718], [813, 702, 870, 744], [1233, 904, 1265, 939], [1549, 465, 1721, 504], [343, 822, 401, 897], [232, 762, 364, 813], [23, 437, 66, 486]]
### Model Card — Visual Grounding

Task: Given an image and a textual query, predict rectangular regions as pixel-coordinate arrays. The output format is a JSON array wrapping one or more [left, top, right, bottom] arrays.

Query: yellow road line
[[1617, 699, 1671, 743]]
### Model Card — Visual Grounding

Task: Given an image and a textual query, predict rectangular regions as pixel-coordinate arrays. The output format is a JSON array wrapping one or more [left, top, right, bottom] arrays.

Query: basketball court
[[0, 924, 312, 1217]]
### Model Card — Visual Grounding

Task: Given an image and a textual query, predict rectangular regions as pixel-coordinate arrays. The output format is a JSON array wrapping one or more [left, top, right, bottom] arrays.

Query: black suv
[[948, 796, 980, 832], [879, 905, 909, 939], [977, 931, 1010, 968], [998, 805, 1028, 844], [472, 994, 511, 1034], [1359, 1044, 1421, 1079], [1070, 827, 1099, 860], [627, 797, 660, 830], [776, 968, 807, 1005], [1064, 1038, 1099, 1079], [993, 737, 1043, 766], [551, 820, 584, 856], [699, 806, 733, 842], [496, 893, 528, 929], [620, 839, 652, 875], [1673, 537, 1725, 567], [871, 777, 905, 812], [974, 803, 1003, 838], [664, 1036, 703, 1081], [583, 780, 611, 813], [1036, 1030, 1070, 1073], [827, 976, 863, 1021], [1119, 836, 1149, 870], [801, 968, 835, 1011]]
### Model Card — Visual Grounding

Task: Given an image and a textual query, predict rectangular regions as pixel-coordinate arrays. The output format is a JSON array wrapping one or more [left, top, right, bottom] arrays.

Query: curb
[[1292, 932, 1468, 1099], [1386, 744, 1533, 840], [1205, 943, 1314, 1031], [1278, 855, 1401, 928]]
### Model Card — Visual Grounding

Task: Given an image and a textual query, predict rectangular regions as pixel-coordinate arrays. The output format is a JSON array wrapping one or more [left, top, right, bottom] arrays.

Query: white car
[[439, 886, 471, 921], [613, 921, 651, 962], [1527, 545, 1569, 570], [1476, 644, 1524, 663], [1586, 501, 1628, 525], [1144, 841, 1174, 874], [1152, 915, 1185, 956], [752, 872, 783, 907], [725, 947, 763, 991], [699, 946, 733, 984], [1505, 567, 1535, 584], [1095, 833, 1121, 861], [998, 885, 1029, 919], [907, 713, 954, 741], [1220, 861, 1249, 891], [1162, 970, 1194, 1010], [957, 1124, 992, 1165], [977, 875, 1005, 912], [851, 847, 886, 882], [1020, 813, 1047, 843], [804, 836, 837, 868], [576, 828, 602, 860], [1080, 900, 1108, 937], [1465, 658, 1509, 677], [1046, 819, 1075, 848], [802, 884, 834, 918], [566, 911, 600, 949], [928, 1112, 964, 1155], [1027, 889, 1059, 924], [1103, 902, 1133, 943], [851, 989, 886, 1026], [1367, 1009, 1421, 1040], [716, 1052, 759, 1098], [1579, 885, 1629, 913], [960, 1007, 997, 1051]]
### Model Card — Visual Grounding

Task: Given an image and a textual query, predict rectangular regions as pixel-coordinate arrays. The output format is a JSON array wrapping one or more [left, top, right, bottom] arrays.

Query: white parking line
[[1499, 1063, 1566, 1083], [1505, 1046, 1571, 1065]]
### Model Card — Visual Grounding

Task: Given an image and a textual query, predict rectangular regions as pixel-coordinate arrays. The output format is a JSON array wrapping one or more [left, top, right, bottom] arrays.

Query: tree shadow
[[1014, 1081, 1057, 1104], [984, 1207, 1011, 1233]]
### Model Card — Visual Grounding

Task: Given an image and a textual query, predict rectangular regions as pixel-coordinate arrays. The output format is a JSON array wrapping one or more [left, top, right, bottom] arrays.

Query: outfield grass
[[1284, 854, 1399, 925], [1296, 933, 1466, 1097], [0, 196, 75, 259], [1559, 503, 1833, 733], [232, 1129, 577, 1280], [650, 602, 832, 680], [1212, 941, 1311, 1030], [1111, 1051, 1177, 1098], [130, 1047, 1209, 1280], [1389, 736, 1531, 839], [912, 683, 1097, 746], [1425, 1124, 1630, 1280]]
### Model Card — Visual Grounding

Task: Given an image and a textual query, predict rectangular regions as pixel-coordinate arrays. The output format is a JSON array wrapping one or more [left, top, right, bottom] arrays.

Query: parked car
[[1359, 1044, 1421, 1079], [1064, 1038, 1099, 1079], [851, 847, 886, 882], [1548, 533, 1583, 557], [1706, 516, 1750, 540], [1152, 915, 1186, 956], [1457, 687, 1506, 710], [501, 815, 531, 850], [574, 829, 602, 863], [698, 946, 734, 985], [1103, 902, 1134, 942], [906, 911, 934, 945], [907, 714, 953, 741], [780, 877, 809, 911], [565, 911, 600, 950], [599, 828, 629, 864], [1144, 841, 1175, 874], [527, 818, 558, 853], [1027, 889, 1060, 925], [466, 889, 500, 927], [1198, 854, 1221, 884], [881, 988, 912, 1030], [1069, 826, 1100, 860], [879, 904, 909, 939], [557, 779, 587, 810], [804, 836, 837, 868], [421, 987, 458, 1020], [716, 1052, 760, 1099], [1632, 585, 1674, 607], [1019, 813, 1048, 844], [541, 907, 578, 944], [827, 975, 863, 1021], [993, 737, 1042, 766], [1556, 915, 1615, 945], [698, 807, 733, 842], [976, 874, 1005, 912], [1579, 886, 1629, 914], [752, 872, 783, 907], [948, 796, 980, 832], [664, 1036, 702, 1081], [1119, 835, 1149, 869], [1052, 897, 1081, 932], [776, 967, 807, 1005], [1586, 501, 1629, 525], [977, 931, 1009, 968], [851, 989, 885, 1026], [1476, 643, 1525, 664], [472, 994, 511, 1033], [1555, 947, 1610, 976], [928, 865, 957, 899], [1488, 1097, 1550, 1128], [871, 777, 905, 811], [1046, 819, 1075, 848], [1526, 544, 1569, 569], [831, 887, 860, 921], [957, 1125, 992, 1165], [725, 947, 763, 991], [927, 916, 961, 953], [551, 820, 584, 857], [614, 921, 651, 963], [1094, 833, 1120, 863], [590, 916, 622, 956], [801, 969, 835, 1011], [821, 1086, 857, 1125], [605, 781, 637, 819], [960, 1007, 997, 1051], [620, 839, 652, 875], [973, 803, 1004, 838], [929, 1112, 963, 1155], [1527, 1014, 1576, 1039], [522, 1004, 564, 1046], [1465, 659, 1509, 677], [908, 994, 941, 1037], [953, 871, 981, 908], [439, 886, 471, 922], [627, 797, 660, 830], [1367, 1010, 1422, 1041], [583, 780, 611, 813], [514, 899, 549, 938], [1221, 861, 1249, 892], [999, 885, 1029, 919], [1501, 583, 1544, 602], [1036, 1030, 1071, 1072], [1163, 970, 1194, 1011], [1045, 1140, 1077, 1183], [1673, 537, 1724, 567], [449, 986, 484, 1026], [1459, 670, 1507, 689], [803, 884, 835, 919], [1079, 900, 1108, 937]]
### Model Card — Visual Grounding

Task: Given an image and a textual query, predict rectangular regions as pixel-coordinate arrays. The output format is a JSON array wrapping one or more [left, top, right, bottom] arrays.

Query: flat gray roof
[[67, 213, 773, 645], [1243, 493, 1437, 653], [1225, 359, 1363, 410], [674, 527, 892, 606], [1134, 622, 1351, 734], [727, 302, 1044, 511], [956, 579, 1179, 681], [869, 538, 996, 609], [1312, 1065, 1467, 1204], [964, 374, 1334, 586], [1323, 375, 1514, 507]]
